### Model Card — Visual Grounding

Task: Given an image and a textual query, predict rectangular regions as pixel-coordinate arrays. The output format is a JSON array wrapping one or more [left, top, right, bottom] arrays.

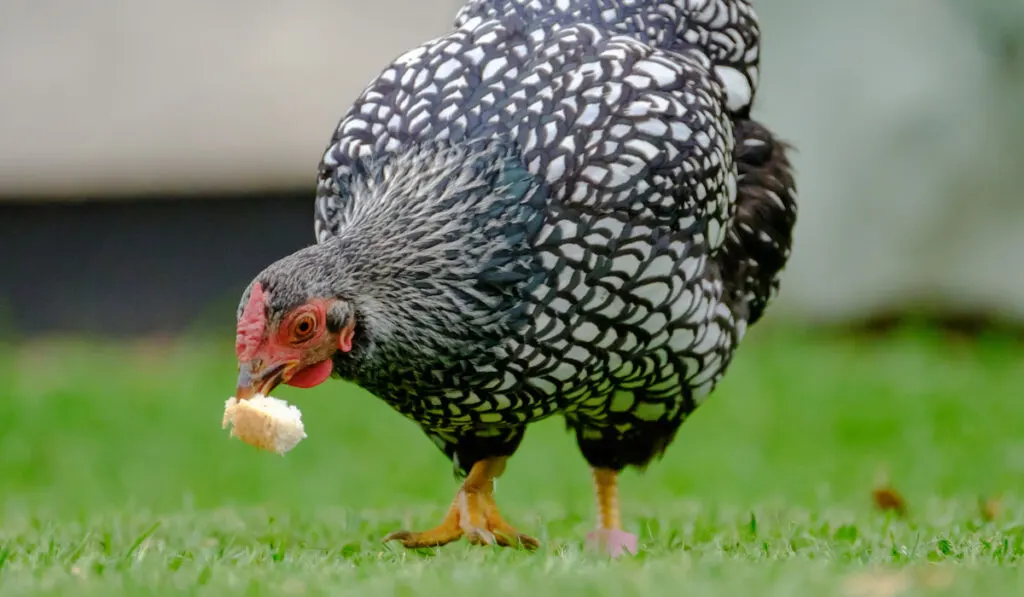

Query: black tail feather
[[719, 118, 799, 325]]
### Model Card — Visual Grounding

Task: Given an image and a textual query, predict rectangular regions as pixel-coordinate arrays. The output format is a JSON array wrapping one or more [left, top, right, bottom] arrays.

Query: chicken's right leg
[[383, 456, 539, 549], [382, 493, 464, 547]]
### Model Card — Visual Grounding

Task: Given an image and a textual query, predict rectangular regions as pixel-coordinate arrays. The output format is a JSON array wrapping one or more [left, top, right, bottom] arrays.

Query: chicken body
[[237, 0, 797, 556]]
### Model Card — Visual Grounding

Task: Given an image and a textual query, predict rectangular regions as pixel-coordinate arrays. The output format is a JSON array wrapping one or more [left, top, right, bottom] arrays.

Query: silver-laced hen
[[232, 0, 798, 557]]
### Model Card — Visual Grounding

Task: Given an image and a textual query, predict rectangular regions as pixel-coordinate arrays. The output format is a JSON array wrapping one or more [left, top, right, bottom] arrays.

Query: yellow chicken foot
[[383, 456, 539, 549], [585, 467, 638, 558]]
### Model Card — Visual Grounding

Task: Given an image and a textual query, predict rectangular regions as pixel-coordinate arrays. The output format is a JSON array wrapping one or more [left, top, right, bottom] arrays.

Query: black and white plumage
[[234, 0, 796, 552]]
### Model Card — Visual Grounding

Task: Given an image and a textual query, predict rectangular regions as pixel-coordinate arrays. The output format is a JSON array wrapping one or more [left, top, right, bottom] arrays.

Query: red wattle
[[286, 359, 333, 388]]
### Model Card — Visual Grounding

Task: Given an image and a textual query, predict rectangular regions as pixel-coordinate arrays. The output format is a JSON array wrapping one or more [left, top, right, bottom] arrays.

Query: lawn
[[0, 326, 1023, 595]]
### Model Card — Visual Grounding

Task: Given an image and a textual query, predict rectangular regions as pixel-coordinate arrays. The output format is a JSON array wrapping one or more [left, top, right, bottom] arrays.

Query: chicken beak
[[235, 361, 297, 400]]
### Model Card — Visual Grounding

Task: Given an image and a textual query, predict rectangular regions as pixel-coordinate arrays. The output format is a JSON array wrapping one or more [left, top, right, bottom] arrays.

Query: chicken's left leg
[[383, 456, 539, 549], [585, 467, 638, 558]]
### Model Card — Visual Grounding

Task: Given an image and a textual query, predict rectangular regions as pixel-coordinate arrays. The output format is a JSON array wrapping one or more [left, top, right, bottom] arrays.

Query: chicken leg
[[585, 467, 638, 557], [383, 456, 539, 549]]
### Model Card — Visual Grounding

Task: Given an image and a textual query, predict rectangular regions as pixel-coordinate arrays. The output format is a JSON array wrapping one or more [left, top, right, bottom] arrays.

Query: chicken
[[232, 0, 797, 557]]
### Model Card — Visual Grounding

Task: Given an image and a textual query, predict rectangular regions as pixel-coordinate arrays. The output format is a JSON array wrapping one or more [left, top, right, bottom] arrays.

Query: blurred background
[[2, 0, 1023, 335], [0, 0, 1022, 531]]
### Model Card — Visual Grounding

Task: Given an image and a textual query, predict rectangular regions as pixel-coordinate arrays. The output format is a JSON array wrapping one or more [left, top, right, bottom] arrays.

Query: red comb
[[236, 282, 267, 360]]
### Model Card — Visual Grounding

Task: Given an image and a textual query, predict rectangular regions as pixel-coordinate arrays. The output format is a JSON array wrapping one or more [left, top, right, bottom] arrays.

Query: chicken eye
[[292, 313, 317, 342]]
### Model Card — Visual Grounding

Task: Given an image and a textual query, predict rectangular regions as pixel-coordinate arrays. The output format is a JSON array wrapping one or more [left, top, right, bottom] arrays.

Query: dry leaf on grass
[[979, 495, 1002, 521], [872, 487, 907, 516]]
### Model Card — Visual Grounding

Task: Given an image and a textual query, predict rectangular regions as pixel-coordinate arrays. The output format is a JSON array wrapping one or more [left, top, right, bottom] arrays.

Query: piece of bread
[[222, 394, 307, 454]]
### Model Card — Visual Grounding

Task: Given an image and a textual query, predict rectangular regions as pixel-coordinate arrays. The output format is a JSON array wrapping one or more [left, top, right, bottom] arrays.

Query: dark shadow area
[[0, 191, 314, 336]]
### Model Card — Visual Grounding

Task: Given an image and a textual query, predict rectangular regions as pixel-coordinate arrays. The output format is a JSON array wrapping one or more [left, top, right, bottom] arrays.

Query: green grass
[[1, 327, 1023, 595]]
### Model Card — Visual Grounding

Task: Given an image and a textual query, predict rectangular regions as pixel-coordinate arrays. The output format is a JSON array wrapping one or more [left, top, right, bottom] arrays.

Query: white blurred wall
[[0, 0, 461, 196], [756, 0, 1024, 322], [1, 0, 1021, 322]]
